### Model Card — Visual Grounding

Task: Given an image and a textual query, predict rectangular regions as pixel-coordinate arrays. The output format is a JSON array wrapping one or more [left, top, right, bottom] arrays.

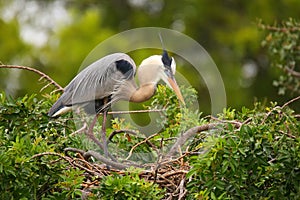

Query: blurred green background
[[1, 0, 300, 114]]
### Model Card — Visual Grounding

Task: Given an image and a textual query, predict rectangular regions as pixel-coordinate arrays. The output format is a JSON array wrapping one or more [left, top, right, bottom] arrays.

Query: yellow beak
[[167, 77, 185, 105]]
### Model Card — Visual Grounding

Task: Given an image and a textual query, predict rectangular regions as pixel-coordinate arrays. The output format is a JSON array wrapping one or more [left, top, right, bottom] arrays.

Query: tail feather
[[48, 95, 112, 117], [48, 98, 70, 117]]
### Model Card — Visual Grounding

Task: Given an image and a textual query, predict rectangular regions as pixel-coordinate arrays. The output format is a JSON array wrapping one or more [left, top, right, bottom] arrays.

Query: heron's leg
[[86, 114, 104, 149], [101, 109, 109, 158], [86, 114, 117, 162]]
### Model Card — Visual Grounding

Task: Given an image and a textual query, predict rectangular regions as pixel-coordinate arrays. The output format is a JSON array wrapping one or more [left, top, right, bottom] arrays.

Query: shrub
[[187, 105, 300, 199]]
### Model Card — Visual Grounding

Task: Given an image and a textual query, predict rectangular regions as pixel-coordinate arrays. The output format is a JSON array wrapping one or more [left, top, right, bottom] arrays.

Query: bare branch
[[105, 109, 165, 115], [210, 115, 244, 128], [162, 170, 188, 178], [261, 24, 300, 33], [108, 129, 138, 142], [84, 150, 134, 170], [64, 147, 86, 156], [31, 152, 72, 164], [0, 65, 63, 92], [281, 95, 300, 109], [71, 158, 102, 176], [125, 132, 160, 160], [70, 123, 88, 136], [166, 123, 218, 158], [285, 66, 300, 78]]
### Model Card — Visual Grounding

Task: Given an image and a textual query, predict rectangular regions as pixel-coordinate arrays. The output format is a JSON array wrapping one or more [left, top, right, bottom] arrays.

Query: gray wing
[[48, 53, 136, 117]]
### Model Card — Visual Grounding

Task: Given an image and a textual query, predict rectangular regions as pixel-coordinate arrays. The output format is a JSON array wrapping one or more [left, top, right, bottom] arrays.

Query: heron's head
[[138, 51, 185, 104]]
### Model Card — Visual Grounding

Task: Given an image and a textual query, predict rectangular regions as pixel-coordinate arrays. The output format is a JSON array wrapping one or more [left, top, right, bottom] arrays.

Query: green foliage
[[96, 167, 165, 200], [150, 85, 202, 136], [0, 90, 178, 198], [105, 85, 203, 163], [0, 92, 85, 199], [0, 82, 299, 199], [187, 104, 300, 199], [260, 18, 300, 96], [108, 118, 156, 163]]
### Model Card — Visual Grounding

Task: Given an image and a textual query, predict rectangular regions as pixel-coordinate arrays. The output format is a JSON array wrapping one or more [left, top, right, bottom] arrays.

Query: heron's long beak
[[167, 77, 185, 105]]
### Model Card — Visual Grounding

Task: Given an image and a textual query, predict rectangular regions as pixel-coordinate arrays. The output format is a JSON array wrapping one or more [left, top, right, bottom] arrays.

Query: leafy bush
[[187, 104, 300, 199], [0, 92, 84, 199], [260, 18, 300, 96], [95, 168, 165, 200]]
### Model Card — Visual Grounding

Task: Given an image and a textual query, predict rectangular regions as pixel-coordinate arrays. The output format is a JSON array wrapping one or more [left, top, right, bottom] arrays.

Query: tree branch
[[166, 123, 218, 158], [84, 150, 134, 170], [284, 66, 300, 78], [106, 109, 165, 115], [281, 95, 300, 109], [125, 132, 160, 160], [108, 129, 138, 143], [0, 65, 63, 92]]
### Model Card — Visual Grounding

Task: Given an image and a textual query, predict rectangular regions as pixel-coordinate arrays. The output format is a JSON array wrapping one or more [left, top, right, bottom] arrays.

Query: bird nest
[[31, 123, 217, 199], [32, 147, 191, 200]]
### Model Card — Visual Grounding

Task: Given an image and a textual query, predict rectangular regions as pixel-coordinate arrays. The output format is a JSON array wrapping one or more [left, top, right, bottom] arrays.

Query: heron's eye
[[164, 67, 173, 78]]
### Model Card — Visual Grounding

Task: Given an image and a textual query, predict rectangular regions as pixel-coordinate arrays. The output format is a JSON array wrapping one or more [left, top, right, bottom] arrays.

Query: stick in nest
[[125, 132, 160, 160], [166, 123, 218, 158]]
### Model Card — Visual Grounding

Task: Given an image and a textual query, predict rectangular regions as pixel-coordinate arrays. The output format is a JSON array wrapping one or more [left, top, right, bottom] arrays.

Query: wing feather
[[48, 53, 136, 117]]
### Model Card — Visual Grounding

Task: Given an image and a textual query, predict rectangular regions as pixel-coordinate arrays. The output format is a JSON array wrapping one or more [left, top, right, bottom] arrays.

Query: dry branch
[[166, 123, 218, 158], [84, 150, 132, 170], [125, 132, 160, 160], [108, 129, 138, 142], [106, 109, 165, 115], [0, 65, 63, 92], [285, 66, 300, 78], [281, 95, 300, 109]]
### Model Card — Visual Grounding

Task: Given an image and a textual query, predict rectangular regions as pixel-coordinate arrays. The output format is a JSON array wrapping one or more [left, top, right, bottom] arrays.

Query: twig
[[178, 179, 187, 200], [31, 152, 70, 161], [0, 65, 63, 91], [155, 173, 178, 188], [31, 152, 77, 168], [84, 150, 134, 170], [108, 129, 138, 142], [105, 109, 165, 115], [125, 132, 160, 160], [70, 123, 88, 136], [71, 158, 102, 176], [285, 66, 300, 78], [166, 123, 218, 158], [161, 170, 189, 178], [281, 95, 300, 109], [261, 24, 300, 33], [261, 106, 281, 124], [40, 81, 53, 92], [210, 115, 243, 128], [278, 130, 297, 139], [261, 96, 300, 124], [64, 147, 86, 157], [160, 151, 191, 166]]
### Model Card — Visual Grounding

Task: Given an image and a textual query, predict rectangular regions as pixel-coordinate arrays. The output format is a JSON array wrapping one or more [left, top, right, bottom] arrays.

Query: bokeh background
[[1, 0, 300, 114]]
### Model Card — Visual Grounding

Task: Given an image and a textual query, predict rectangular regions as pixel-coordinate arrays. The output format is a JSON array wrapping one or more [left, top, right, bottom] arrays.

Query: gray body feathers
[[48, 53, 136, 117]]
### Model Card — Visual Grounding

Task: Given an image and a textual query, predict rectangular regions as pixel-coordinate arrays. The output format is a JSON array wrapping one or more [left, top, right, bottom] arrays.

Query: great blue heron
[[48, 50, 184, 157]]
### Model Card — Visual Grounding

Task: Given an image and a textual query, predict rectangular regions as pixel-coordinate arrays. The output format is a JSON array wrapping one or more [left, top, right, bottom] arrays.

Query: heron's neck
[[129, 83, 156, 103]]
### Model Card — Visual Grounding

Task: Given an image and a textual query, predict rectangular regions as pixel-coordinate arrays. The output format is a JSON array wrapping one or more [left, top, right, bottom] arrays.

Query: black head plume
[[159, 32, 172, 67], [161, 50, 172, 67]]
